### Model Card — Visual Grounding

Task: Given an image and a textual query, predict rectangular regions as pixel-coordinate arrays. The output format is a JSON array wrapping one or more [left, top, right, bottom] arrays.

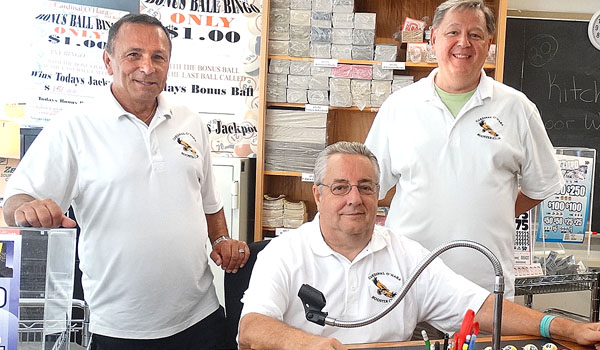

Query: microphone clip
[[298, 284, 328, 326]]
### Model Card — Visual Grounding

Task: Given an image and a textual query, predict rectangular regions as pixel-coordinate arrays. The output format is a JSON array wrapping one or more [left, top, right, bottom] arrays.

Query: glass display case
[[0, 227, 84, 350]]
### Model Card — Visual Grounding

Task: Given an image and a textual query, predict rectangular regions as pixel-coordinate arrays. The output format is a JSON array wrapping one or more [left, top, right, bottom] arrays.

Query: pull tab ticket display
[[536, 154, 594, 243], [0, 233, 22, 350]]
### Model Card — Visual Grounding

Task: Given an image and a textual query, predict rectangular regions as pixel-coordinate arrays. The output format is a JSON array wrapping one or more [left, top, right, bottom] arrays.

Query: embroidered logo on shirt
[[475, 116, 503, 140], [173, 132, 199, 159], [368, 272, 402, 303]]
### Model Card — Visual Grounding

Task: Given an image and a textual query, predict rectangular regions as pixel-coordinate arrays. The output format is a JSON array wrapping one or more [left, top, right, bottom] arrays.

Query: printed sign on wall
[[25, 2, 127, 125], [140, 0, 262, 157]]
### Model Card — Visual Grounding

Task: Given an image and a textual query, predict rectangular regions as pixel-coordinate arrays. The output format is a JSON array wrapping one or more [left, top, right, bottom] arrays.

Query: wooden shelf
[[268, 55, 496, 70], [254, 0, 509, 242], [266, 102, 379, 112], [264, 170, 303, 177]]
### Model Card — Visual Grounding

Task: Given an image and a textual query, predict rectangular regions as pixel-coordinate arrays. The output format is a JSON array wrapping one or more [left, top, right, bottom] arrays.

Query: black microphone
[[297, 284, 328, 326]]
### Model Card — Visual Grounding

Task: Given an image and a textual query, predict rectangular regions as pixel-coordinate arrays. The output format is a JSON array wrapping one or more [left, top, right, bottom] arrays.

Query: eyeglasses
[[319, 181, 379, 196]]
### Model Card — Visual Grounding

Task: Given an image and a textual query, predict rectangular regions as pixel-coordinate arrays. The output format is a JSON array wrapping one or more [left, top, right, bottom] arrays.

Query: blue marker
[[468, 333, 477, 350]]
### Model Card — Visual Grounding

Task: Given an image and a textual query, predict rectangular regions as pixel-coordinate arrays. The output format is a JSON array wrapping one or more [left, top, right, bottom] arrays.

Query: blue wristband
[[540, 315, 556, 338]]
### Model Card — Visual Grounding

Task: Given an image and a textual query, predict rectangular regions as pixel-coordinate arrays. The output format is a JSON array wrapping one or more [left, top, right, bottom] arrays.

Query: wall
[[508, 0, 598, 14]]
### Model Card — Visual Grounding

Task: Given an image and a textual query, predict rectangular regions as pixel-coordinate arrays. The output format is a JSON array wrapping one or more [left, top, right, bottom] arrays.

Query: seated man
[[238, 141, 600, 349]]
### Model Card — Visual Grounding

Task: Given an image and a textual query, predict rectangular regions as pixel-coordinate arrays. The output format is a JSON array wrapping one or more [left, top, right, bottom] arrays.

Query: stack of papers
[[262, 194, 285, 228], [283, 199, 307, 228], [265, 110, 327, 173]]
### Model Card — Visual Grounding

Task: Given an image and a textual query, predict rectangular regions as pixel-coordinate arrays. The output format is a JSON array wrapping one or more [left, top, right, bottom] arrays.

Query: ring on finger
[[238, 249, 245, 253]]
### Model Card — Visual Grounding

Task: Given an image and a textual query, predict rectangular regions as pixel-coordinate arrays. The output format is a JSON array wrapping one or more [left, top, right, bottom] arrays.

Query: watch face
[[589, 10, 600, 50]]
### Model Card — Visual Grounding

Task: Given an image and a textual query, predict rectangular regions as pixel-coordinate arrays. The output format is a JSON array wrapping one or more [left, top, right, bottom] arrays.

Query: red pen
[[457, 309, 475, 350]]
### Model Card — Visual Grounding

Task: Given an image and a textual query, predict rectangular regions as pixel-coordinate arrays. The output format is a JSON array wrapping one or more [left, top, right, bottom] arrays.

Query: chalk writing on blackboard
[[526, 34, 558, 67], [505, 17, 600, 232]]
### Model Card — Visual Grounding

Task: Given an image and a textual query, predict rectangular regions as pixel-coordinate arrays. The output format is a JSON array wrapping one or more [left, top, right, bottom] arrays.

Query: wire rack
[[18, 298, 90, 350], [515, 272, 599, 295]]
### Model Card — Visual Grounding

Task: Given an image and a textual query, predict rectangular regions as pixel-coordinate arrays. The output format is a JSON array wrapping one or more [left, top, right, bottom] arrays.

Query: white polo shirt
[[5, 88, 223, 338], [241, 216, 489, 344], [365, 69, 564, 298]]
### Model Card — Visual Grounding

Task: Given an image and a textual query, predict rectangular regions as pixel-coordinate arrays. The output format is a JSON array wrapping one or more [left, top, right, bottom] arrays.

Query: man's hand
[[310, 337, 347, 350], [568, 321, 600, 345], [210, 237, 249, 273], [13, 198, 76, 228], [239, 313, 348, 350]]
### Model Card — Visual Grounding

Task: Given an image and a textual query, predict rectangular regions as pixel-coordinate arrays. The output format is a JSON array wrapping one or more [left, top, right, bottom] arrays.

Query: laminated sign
[[0, 231, 22, 350], [537, 153, 595, 243]]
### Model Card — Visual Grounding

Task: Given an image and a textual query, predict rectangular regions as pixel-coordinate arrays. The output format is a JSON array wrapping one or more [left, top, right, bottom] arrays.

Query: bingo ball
[[484, 347, 492, 350], [246, 96, 259, 110], [244, 110, 258, 121], [523, 344, 539, 350], [503, 346, 518, 350], [239, 76, 258, 92], [243, 54, 260, 76], [249, 36, 261, 55], [247, 14, 262, 36], [234, 143, 253, 157], [542, 343, 557, 350]]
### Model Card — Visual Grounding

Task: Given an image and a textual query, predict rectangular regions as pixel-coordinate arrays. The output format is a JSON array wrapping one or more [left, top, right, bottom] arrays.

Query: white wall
[[0, 1, 43, 116], [508, 0, 598, 14]]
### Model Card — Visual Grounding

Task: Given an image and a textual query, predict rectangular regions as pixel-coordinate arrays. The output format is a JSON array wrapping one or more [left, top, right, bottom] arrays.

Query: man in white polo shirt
[[3, 13, 248, 350], [365, 0, 563, 300], [238, 142, 600, 349]]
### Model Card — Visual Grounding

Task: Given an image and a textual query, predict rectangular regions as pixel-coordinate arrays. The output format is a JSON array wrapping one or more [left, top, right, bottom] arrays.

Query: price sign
[[381, 61, 406, 70], [313, 59, 339, 68], [305, 104, 329, 113], [301, 173, 315, 182]]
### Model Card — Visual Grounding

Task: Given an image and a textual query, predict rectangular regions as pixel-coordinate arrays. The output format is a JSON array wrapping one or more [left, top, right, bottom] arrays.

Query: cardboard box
[[0, 158, 19, 201]]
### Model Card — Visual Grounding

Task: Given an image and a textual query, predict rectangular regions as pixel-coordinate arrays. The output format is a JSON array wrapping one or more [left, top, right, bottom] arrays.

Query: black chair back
[[223, 239, 270, 349]]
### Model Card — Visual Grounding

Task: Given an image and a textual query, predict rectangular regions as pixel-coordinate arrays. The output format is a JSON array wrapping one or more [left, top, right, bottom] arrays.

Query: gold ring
[[238, 249, 245, 253]]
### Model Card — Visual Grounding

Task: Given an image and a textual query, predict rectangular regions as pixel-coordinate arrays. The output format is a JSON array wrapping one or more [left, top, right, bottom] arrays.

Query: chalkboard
[[504, 17, 600, 233]]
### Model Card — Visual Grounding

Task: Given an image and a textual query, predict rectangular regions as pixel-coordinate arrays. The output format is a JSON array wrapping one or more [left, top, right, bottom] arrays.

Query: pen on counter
[[422, 330, 431, 350], [468, 322, 479, 350], [434, 341, 440, 350], [443, 333, 449, 350], [462, 335, 470, 350]]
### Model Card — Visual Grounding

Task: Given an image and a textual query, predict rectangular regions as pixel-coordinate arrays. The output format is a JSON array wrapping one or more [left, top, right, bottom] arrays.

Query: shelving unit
[[254, 0, 508, 241], [515, 272, 600, 322]]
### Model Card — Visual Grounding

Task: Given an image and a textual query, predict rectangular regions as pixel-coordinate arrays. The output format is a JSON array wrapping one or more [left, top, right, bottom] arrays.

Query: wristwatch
[[212, 235, 231, 248]]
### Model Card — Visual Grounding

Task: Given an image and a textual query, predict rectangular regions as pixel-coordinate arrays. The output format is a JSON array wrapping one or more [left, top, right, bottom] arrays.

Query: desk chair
[[223, 239, 270, 349]]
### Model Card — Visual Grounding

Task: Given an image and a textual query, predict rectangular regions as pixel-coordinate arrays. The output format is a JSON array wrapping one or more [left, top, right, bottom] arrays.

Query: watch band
[[212, 235, 231, 248]]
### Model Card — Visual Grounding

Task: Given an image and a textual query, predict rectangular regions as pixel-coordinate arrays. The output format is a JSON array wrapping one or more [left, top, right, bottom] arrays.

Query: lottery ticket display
[[536, 148, 595, 243]]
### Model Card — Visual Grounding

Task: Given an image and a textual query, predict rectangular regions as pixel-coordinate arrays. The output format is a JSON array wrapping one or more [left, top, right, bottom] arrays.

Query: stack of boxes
[[264, 109, 327, 173], [268, 0, 377, 60], [266, 0, 415, 109]]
